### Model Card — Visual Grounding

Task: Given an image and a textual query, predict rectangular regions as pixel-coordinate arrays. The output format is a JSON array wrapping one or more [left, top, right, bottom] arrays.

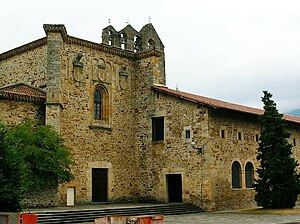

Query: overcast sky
[[1, 0, 300, 113]]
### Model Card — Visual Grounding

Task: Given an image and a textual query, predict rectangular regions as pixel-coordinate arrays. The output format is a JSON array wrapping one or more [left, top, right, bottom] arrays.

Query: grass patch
[[237, 208, 300, 215]]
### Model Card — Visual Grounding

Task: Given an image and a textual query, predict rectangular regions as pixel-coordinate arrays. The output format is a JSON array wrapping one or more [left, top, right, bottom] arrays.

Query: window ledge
[[152, 140, 164, 145], [231, 188, 243, 191], [89, 125, 112, 131], [90, 120, 112, 131]]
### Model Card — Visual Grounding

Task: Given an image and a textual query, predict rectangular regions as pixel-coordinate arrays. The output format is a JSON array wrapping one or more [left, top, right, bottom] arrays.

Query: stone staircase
[[33, 203, 203, 223]]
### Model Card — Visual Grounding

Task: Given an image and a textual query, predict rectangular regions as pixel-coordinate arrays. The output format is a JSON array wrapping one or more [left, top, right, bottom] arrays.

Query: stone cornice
[[0, 34, 163, 61], [43, 24, 68, 41], [0, 37, 47, 61]]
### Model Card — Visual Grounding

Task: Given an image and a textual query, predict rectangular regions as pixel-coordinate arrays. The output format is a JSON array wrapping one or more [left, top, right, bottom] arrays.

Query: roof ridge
[[152, 85, 300, 124]]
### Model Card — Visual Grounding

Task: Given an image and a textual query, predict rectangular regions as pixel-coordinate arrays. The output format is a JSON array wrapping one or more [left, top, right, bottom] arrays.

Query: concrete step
[[34, 203, 203, 224]]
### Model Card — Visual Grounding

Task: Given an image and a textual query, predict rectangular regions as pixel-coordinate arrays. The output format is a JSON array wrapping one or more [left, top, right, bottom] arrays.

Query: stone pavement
[[82, 212, 300, 224], [163, 212, 300, 224], [32, 203, 300, 224]]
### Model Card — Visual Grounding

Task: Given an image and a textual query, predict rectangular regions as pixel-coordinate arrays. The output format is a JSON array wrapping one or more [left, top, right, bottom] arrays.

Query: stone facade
[[1, 23, 300, 211]]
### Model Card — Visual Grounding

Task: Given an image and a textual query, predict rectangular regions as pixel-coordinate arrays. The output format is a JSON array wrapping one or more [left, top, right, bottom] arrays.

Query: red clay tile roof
[[0, 83, 46, 102], [152, 85, 300, 124]]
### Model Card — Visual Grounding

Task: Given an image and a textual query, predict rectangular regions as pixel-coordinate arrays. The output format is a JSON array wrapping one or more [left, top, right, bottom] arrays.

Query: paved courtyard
[[163, 212, 300, 224], [34, 203, 300, 224]]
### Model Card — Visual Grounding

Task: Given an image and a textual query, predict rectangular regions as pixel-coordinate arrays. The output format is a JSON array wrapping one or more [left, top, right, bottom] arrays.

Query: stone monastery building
[[1, 23, 300, 211]]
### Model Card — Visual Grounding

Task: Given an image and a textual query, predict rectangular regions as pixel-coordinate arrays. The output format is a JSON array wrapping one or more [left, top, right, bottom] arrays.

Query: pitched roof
[[0, 83, 46, 102], [152, 85, 300, 124]]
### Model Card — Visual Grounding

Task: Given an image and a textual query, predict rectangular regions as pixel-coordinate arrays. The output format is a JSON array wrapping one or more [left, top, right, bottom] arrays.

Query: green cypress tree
[[254, 91, 300, 208]]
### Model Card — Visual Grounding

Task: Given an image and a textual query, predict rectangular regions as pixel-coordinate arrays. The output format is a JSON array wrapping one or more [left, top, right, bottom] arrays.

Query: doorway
[[92, 168, 108, 202], [166, 174, 183, 202]]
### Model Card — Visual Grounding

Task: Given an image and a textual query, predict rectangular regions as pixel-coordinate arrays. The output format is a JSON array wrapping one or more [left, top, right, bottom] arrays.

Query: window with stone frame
[[232, 161, 242, 188], [237, 131, 243, 141], [152, 116, 164, 141], [93, 85, 109, 123], [183, 126, 192, 142], [245, 162, 254, 188], [185, 129, 191, 139]]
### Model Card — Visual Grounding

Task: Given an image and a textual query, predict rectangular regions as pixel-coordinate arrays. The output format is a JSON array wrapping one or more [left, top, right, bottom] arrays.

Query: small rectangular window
[[185, 130, 191, 139], [220, 129, 225, 138], [293, 138, 296, 146], [152, 117, 164, 141], [238, 131, 242, 141], [255, 134, 259, 142]]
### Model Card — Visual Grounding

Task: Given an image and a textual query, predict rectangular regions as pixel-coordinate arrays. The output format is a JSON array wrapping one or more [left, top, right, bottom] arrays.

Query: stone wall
[[207, 109, 300, 210], [23, 187, 59, 208], [206, 109, 259, 210], [0, 45, 47, 89], [0, 99, 45, 126], [133, 89, 213, 209], [55, 40, 145, 204], [131, 54, 166, 201]]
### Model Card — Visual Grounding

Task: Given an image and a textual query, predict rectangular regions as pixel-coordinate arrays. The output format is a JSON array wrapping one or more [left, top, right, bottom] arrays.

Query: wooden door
[[92, 168, 108, 202], [166, 174, 183, 203]]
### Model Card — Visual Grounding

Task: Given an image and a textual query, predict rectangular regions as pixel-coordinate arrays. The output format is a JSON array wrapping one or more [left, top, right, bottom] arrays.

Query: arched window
[[245, 162, 254, 188], [232, 161, 241, 188], [148, 39, 155, 49], [108, 30, 114, 46], [134, 35, 141, 52], [120, 33, 127, 50], [94, 91, 102, 120]]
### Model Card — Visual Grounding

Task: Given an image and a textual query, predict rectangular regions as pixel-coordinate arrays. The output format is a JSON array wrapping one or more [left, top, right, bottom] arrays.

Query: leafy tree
[[6, 121, 74, 189], [0, 120, 74, 211], [255, 91, 300, 208], [0, 123, 27, 212]]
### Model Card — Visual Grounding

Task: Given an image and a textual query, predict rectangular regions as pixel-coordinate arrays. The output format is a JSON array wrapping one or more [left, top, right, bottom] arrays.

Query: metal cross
[[108, 19, 111, 24], [148, 16, 152, 23]]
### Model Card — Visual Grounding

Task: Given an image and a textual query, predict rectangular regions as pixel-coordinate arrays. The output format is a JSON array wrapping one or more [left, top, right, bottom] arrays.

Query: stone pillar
[[43, 24, 67, 133]]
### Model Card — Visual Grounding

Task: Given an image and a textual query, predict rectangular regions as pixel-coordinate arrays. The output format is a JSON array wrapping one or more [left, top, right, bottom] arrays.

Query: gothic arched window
[[232, 161, 242, 188]]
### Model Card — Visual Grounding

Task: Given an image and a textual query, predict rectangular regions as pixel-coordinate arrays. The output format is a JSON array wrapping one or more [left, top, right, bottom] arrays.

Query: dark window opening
[[232, 161, 242, 188], [293, 138, 296, 146], [152, 117, 164, 141], [185, 130, 191, 139], [148, 39, 155, 49], [238, 131, 242, 140], [245, 162, 254, 188], [94, 91, 102, 120], [255, 134, 259, 142], [221, 129, 225, 138]]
